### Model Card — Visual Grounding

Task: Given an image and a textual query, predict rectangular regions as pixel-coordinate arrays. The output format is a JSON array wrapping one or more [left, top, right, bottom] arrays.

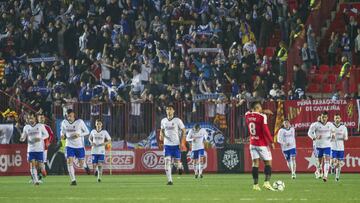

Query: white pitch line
[[1, 196, 359, 202]]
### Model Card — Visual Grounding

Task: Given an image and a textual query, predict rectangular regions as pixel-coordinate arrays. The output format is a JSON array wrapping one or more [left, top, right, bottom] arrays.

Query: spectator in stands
[[0, 0, 315, 141], [129, 91, 145, 140], [290, 18, 304, 47], [341, 32, 352, 64], [253, 76, 266, 99], [293, 64, 307, 92], [307, 25, 319, 67], [346, 16, 358, 50], [259, 14, 273, 49], [354, 29, 360, 65], [300, 42, 313, 71], [328, 32, 339, 67], [269, 83, 281, 100]]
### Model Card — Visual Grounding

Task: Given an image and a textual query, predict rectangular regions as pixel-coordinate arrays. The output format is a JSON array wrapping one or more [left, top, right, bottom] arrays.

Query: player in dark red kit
[[245, 101, 275, 191]]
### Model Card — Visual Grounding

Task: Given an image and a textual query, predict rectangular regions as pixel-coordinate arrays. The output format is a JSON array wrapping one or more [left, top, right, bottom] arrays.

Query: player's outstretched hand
[[262, 109, 274, 115], [270, 143, 275, 149]]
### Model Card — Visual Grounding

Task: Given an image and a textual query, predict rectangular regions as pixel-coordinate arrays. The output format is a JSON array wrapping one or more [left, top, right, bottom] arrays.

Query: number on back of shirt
[[249, 122, 256, 136]]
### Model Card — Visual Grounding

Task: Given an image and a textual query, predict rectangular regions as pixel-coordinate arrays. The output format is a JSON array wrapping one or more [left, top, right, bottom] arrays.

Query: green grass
[[0, 174, 359, 203]]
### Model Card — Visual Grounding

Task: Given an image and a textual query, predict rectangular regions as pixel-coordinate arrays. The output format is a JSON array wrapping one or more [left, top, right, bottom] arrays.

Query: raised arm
[[186, 129, 193, 142]]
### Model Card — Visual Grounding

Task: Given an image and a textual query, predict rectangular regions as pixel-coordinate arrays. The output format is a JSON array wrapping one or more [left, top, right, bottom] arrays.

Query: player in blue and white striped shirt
[[60, 109, 90, 185], [159, 104, 186, 185], [277, 119, 297, 179], [20, 112, 49, 185]]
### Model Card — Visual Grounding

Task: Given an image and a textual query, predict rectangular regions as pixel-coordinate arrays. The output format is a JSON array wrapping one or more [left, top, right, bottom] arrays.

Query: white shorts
[[250, 145, 272, 161]]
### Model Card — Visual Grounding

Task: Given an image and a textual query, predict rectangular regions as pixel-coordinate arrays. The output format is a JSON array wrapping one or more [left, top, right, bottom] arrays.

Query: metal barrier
[[1, 90, 359, 143], [52, 99, 359, 142], [52, 101, 241, 142]]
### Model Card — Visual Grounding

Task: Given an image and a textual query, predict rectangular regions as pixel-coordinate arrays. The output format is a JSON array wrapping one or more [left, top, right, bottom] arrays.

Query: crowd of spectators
[[0, 0, 315, 120]]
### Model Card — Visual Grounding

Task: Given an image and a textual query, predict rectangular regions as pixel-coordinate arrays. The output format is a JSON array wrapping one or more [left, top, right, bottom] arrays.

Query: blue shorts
[[331, 150, 344, 160], [92, 154, 105, 164], [316, 147, 331, 158], [282, 148, 296, 161], [164, 145, 181, 159], [191, 149, 205, 159], [66, 147, 85, 159], [28, 152, 44, 162]]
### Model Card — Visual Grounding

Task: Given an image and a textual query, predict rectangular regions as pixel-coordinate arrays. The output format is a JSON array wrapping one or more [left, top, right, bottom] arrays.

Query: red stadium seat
[[307, 84, 320, 93], [265, 47, 275, 57], [350, 83, 357, 93], [326, 74, 337, 83], [310, 74, 323, 83], [335, 82, 343, 91], [322, 84, 334, 93], [332, 65, 341, 74], [319, 65, 330, 74]]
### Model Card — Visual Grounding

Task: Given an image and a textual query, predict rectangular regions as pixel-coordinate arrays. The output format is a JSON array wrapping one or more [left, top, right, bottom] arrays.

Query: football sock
[[315, 161, 321, 174], [336, 165, 341, 179], [264, 165, 272, 182], [252, 167, 259, 185], [41, 163, 47, 177], [198, 162, 203, 175], [290, 159, 295, 174], [165, 158, 172, 182], [324, 160, 330, 178], [97, 165, 103, 180], [286, 160, 290, 170], [67, 164, 76, 181], [31, 166, 39, 183]]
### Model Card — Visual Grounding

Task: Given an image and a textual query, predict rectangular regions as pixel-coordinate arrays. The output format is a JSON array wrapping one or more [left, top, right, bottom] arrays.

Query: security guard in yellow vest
[[338, 56, 351, 95], [277, 42, 288, 77]]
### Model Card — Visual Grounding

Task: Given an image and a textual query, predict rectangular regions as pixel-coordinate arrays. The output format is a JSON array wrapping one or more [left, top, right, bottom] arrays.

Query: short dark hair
[[66, 109, 74, 115], [322, 111, 328, 116], [36, 112, 44, 116], [166, 103, 175, 109], [28, 112, 36, 117], [334, 113, 341, 117], [95, 119, 103, 123], [250, 101, 261, 110], [194, 123, 200, 130]]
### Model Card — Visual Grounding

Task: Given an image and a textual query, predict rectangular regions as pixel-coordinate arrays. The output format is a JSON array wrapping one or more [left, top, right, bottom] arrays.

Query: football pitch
[[0, 174, 359, 203]]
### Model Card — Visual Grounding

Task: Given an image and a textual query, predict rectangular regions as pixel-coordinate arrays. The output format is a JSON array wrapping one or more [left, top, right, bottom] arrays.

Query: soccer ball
[[272, 180, 285, 191]]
